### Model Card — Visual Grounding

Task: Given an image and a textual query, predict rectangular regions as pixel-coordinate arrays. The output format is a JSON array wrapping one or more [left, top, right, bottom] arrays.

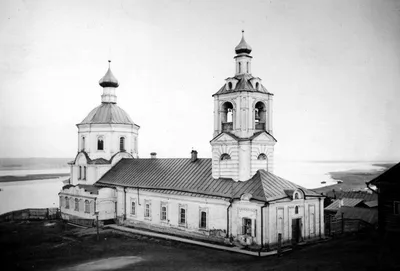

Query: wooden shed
[[367, 162, 400, 234]]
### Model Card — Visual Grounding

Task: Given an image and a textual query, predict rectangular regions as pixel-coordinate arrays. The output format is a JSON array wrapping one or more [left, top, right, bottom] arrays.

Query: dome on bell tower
[[235, 30, 252, 54], [99, 60, 119, 88]]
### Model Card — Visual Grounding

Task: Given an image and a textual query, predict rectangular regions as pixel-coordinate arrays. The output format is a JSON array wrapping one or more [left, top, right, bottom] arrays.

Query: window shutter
[[253, 219, 256, 237]]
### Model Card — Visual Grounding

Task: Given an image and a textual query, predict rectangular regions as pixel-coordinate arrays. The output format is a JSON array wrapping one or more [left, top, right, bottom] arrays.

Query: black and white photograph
[[0, 0, 399, 270]]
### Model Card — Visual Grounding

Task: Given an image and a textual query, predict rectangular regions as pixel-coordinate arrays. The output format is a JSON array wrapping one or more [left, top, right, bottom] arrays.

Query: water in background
[[0, 160, 390, 214], [273, 160, 387, 188], [0, 178, 66, 214]]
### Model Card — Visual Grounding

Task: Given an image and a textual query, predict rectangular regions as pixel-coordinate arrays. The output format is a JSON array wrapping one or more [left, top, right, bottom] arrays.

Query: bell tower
[[210, 32, 277, 181]]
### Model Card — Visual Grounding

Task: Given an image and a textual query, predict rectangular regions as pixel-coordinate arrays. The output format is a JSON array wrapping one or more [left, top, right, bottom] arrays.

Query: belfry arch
[[254, 101, 267, 131], [221, 101, 234, 132]]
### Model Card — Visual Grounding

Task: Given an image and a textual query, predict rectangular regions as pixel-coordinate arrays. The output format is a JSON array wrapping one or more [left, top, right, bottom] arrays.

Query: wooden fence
[[0, 208, 61, 222], [325, 213, 374, 236]]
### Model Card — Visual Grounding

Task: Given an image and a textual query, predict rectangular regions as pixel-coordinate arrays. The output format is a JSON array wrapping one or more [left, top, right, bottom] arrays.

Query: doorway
[[292, 218, 302, 244]]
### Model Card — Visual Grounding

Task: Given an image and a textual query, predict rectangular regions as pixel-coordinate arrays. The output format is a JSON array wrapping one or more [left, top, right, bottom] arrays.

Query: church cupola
[[234, 31, 253, 75], [235, 30, 252, 54], [99, 60, 119, 103]]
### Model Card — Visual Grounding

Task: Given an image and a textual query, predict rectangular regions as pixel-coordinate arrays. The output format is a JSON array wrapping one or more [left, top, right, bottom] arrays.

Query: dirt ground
[[0, 220, 399, 271]]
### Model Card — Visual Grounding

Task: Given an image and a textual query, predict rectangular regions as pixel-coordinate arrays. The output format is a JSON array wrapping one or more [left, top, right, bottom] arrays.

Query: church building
[[59, 33, 325, 248]]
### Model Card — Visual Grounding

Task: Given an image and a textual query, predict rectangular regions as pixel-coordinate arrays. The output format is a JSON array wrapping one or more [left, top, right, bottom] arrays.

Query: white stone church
[[59, 33, 325, 249]]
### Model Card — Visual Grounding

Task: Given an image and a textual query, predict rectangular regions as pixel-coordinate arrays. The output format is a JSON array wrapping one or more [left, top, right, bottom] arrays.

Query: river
[[0, 161, 390, 214]]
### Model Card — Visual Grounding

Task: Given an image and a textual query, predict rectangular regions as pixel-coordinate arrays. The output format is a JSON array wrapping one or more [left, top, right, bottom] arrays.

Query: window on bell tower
[[221, 102, 233, 132], [255, 102, 267, 130], [97, 137, 104, 151]]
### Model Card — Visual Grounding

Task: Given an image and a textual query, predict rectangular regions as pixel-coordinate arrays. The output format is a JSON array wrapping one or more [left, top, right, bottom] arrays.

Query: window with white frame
[[179, 204, 187, 225], [120, 137, 125, 152], [199, 208, 208, 229], [74, 198, 79, 211], [160, 202, 167, 221], [84, 200, 90, 213], [81, 136, 85, 151], [131, 199, 136, 216], [144, 200, 151, 219], [242, 218, 252, 236], [97, 136, 104, 151]]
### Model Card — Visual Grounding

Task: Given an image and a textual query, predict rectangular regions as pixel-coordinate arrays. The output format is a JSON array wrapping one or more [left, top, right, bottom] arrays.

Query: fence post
[[341, 213, 344, 234]]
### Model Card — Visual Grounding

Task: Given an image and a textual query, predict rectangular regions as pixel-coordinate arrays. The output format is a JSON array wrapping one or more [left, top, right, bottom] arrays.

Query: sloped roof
[[95, 158, 322, 201], [367, 162, 400, 186], [335, 206, 378, 225], [364, 200, 378, 208], [321, 190, 377, 202], [79, 103, 135, 125], [325, 198, 364, 211], [210, 131, 277, 143], [213, 74, 270, 96]]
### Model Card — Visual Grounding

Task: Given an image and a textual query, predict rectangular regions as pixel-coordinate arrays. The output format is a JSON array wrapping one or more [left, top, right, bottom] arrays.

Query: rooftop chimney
[[191, 150, 198, 162], [150, 152, 157, 159]]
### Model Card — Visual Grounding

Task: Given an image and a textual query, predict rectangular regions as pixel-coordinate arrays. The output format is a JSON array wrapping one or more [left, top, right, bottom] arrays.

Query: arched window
[[257, 153, 267, 160], [97, 137, 104, 151], [200, 211, 207, 229], [255, 82, 259, 90], [221, 102, 233, 131], [255, 101, 267, 129], [238, 62, 241, 73], [295, 206, 299, 214], [74, 198, 79, 211], [246, 62, 249, 73], [82, 137, 85, 151], [220, 153, 231, 160], [84, 200, 90, 213], [65, 197, 69, 209], [120, 137, 125, 152], [228, 82, 232, 90]]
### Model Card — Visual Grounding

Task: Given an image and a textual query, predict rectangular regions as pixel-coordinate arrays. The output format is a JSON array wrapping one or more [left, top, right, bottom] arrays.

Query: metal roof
[[325, 198, 364, 211], [79, 103, 135, 125], [322, 190, 377, 202], [213, 74, 270, 96], [95, 158, 322, 201], [99, 66, 119, 88], [235, 31, 252, 54], [364, 200, 378, 208]]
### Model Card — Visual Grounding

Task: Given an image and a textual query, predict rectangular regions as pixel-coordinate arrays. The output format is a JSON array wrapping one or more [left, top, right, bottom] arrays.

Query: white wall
[[116, 188, 230, 234]]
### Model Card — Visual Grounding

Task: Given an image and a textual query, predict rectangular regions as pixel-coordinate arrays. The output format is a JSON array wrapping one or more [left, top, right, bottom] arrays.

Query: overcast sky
[[0, 0, 399, 163]]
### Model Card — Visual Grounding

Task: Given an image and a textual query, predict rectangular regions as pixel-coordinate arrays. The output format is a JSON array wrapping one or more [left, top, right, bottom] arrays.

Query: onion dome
[[99, 60, 119, 88], [79, 103, 135, 125], [235, 30, 252, 54]]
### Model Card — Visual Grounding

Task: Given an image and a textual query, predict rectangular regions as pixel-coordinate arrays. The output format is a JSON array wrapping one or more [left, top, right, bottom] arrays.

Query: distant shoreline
[[0, 173, 70, 183], [313, 163, 395, 194]]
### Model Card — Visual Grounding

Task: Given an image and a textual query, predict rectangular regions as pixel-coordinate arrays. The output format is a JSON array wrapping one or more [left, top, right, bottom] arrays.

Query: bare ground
[[0, 220, 399, 271]]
